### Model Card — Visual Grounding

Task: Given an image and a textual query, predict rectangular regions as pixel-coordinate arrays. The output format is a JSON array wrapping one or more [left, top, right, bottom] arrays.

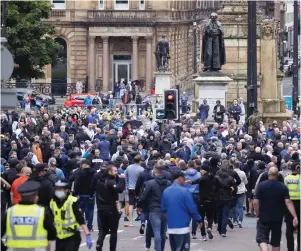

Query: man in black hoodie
[[74, 159, 96, 231], [29, 163, 54, 208], [215, 165, 236, 237], [137, 162, 171, 251], [89, 164, 125, 251]]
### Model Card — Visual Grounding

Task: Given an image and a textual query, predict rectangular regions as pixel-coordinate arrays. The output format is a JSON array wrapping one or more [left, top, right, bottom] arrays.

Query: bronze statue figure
[[201, 13, 226, 71], [247, 110, 261, 139], [155, 34, 170, 71]]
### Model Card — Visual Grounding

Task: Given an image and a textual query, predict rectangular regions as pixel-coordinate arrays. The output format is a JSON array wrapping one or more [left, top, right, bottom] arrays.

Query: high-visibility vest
[[6, 204, 48, 249], [284, 174, 301, 201], [49, 195, 80, 239]]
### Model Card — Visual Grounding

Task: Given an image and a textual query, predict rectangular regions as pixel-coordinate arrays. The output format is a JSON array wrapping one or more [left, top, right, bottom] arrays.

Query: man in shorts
[[253, 167, 298, 251], [118, 188, 130, 222]]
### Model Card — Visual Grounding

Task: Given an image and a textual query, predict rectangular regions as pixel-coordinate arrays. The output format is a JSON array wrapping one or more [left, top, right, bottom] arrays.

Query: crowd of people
[[0, 95, 300, 251]]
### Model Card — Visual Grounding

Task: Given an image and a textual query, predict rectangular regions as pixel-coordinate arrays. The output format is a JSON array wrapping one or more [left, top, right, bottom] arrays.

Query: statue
[[247, 110, 261, 139], [201, 13, 226, 71], [155, 34, 170, 71]]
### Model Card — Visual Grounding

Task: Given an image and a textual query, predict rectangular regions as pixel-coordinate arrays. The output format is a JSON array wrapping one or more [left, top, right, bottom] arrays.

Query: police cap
[[17, 181, 40, 196]]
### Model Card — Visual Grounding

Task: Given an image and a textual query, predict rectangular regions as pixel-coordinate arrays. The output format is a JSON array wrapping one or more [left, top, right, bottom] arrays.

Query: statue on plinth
[[155, 34, 170, 71], [247, 110, 261, 139], [202, 13, 226, 71]]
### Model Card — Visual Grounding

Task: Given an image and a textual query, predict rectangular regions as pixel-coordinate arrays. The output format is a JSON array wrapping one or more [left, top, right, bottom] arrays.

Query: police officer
[[1, 180, 56, 251], [181, 92, 188, 114], [284, 162, 300, 251], [50, 179, 92, 251]]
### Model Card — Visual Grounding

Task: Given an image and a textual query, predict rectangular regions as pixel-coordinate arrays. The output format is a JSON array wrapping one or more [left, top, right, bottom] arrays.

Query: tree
[[6, 1, 61, 79]]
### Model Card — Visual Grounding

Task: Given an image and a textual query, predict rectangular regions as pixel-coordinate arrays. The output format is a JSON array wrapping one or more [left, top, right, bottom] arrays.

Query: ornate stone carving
[[261, 22, 275, 40], [131, 36, 139, 43], [102, 36, 109, 43], [89, 36, 95, 44]]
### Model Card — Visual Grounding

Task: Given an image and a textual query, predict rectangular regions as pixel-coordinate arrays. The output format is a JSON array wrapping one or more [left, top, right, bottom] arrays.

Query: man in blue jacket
[[98, 134, 110, 161], [161, 170, 201, 251]]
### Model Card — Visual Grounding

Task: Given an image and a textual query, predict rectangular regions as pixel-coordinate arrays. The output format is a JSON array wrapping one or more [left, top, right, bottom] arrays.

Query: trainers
[[233, 221, 238, 227], [202, 236, 207, 241], [140, 223, 145, 234], [145, 245, 150, 251], [207, 228, 213, 240], [221, 233, 227, 237], [192, 234, 197, 239], [135, 216, 141, 221], [227, 218, 234, 229], [238, 221, 242, 228], [124, 217, 129, 222]]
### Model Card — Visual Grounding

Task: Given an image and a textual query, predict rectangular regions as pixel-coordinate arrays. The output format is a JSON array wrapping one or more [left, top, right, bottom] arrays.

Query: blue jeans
[[78, 196, 95, 230], [169, 233, 190, 251], [149, 212, 167, 251], [217, 200, 231, 234], [235, 194, 245, 222], [144, 212, 153, 249]]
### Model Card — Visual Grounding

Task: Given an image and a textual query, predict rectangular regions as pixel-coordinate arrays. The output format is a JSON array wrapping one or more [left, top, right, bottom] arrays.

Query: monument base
[[154, 71, 171, 95], [192, 71, 233, 123], [258, 99, 293, 125]]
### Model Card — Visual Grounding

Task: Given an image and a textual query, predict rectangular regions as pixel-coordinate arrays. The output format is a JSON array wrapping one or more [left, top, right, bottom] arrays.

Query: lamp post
[[292, 0, 299, 114], [246, 0, 258, 118]]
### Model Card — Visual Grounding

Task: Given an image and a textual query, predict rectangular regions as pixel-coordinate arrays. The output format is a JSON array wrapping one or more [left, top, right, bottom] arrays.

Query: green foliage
[[6, 1, 61, 79]]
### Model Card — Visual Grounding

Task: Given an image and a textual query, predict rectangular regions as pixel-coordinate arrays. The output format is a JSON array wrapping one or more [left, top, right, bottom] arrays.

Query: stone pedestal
[[192, 71, 232, 123], [154, 72, 171, 95]]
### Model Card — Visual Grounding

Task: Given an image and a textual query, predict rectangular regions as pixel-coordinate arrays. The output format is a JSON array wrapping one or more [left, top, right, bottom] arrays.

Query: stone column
[[260, 20, 278, 100], [88, 36, 96, 92], [145, 36, 152, 91], [102, 36, 109, 92], [131, 36, 139, 81]]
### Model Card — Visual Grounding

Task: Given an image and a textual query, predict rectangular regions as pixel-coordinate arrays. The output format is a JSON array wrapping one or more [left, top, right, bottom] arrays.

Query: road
[[283, 76, 293, 96], [67, 210, 291, 251]]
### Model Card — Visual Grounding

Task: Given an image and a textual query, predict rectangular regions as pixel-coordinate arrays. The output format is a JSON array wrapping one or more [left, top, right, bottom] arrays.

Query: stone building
[[44, 0, 220, 93]]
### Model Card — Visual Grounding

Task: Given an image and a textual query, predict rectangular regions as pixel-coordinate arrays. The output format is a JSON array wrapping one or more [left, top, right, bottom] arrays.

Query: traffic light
[[163, 89, 179, 120]]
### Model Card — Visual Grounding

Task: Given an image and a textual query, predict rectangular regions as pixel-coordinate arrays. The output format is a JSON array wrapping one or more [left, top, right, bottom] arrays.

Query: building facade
[[45, 0, 220, 93]]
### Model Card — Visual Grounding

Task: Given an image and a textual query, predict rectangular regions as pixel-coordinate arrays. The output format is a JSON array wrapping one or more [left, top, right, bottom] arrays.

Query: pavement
[[66, 210, 292, 251]]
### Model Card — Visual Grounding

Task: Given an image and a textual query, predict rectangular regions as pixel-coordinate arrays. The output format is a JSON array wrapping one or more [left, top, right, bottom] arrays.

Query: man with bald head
[[10, 166, 32, 204], [254, 167, 298, 251]]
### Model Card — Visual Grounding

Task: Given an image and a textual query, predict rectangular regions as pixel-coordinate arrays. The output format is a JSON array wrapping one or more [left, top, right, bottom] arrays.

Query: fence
[[2, 82, 80, 97]]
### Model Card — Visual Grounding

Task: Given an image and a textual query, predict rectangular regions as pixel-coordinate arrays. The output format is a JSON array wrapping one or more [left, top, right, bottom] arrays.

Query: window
[[99, 0, 104, 9], [115, 0, 129, 10], [140, 0, 145, 10], [52, 0, 66, 9]]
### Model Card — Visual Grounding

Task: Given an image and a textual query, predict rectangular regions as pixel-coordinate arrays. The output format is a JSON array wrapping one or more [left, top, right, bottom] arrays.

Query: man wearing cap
[[1, 180, 56, 251], [50, 179, 92, 251], [186, 161, 215, 241], [161, 170, 201, 251]]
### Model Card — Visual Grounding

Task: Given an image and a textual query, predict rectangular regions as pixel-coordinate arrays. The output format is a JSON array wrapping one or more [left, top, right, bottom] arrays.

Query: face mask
[[55, 190, 66, 199]]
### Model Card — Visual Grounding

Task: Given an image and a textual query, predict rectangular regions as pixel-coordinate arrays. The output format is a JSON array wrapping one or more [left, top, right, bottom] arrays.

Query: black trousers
[[285, 200, 300, 251], [55, 232, 81, 251], [199, 200, 214, 236], [96, 209, 120, 251]]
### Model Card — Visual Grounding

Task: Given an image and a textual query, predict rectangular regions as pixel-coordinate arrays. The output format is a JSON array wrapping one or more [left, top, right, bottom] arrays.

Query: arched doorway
[[51, 38, 67, 96]]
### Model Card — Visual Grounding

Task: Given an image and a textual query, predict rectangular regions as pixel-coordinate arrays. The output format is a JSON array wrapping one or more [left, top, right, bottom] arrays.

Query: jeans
[[191, 194, 199, 235], [235, 194, 245, 222], [229, 197, 237, 220], [217, 200, 231, 234], [144, 212, 154, 249], [97, 209, 120, 251], [78, 196, 95, 230], [169, 233, 190, 251], [199, 200, 214, 237], [149, 212, 167, 251]]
